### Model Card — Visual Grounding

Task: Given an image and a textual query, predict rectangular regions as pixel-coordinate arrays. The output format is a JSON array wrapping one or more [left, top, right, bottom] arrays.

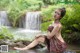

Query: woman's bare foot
[[14, 47, 28, 50]]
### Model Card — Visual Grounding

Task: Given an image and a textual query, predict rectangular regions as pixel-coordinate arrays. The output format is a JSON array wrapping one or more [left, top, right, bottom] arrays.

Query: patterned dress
[[45, 26, 67, 53]]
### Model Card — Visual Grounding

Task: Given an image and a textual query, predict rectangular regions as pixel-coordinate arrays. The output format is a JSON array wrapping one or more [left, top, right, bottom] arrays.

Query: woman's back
[[54, 23, 65, 43]]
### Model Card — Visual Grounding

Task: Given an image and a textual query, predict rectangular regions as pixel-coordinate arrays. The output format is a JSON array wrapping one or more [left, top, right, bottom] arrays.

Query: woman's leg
[[14, 35, 45, 50]]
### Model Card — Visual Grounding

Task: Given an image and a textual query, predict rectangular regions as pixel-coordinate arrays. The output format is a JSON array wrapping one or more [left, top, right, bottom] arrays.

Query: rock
[[0, 39, 7, 45], [64, 50, 76, 53]]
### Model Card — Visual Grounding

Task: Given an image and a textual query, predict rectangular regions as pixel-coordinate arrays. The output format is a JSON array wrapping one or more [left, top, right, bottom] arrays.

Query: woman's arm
[[47, 25, 60, 39]]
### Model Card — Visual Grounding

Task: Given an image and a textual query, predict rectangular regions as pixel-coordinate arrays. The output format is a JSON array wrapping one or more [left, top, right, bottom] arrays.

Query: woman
[[14, 8, 67, 53]]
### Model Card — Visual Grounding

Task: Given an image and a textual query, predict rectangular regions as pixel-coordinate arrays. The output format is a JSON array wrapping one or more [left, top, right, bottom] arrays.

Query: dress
[[45, 26, 67, 53]]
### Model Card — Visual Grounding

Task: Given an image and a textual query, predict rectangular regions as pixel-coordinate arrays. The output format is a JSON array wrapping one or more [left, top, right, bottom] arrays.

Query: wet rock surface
[[0, 39, 80, 53]]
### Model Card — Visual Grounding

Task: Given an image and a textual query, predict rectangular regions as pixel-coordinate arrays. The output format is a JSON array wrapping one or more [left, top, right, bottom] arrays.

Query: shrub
[[0, 26, 13, 40], [61, 4, 80, 43]]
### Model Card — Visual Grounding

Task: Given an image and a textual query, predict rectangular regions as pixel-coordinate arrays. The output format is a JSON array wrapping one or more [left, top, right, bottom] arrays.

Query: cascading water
[[13, 11, 42, 41], [25, 12, 41, 30], [0, 11, 10, 26], [0, 11, 42, 41]]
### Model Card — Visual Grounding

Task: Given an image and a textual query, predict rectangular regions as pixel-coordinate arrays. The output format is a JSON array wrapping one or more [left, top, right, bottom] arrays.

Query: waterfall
[[25, 11, 41, 30], [0, 11, 10, 26], [0, 11, 42, 41], [14, 11, 42, 41], [19, 11, 41, 30]]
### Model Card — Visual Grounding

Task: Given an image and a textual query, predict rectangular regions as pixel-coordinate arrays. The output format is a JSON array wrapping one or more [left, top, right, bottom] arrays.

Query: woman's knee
[[37, 36, 45, 43], [35, 34, 43, 39]]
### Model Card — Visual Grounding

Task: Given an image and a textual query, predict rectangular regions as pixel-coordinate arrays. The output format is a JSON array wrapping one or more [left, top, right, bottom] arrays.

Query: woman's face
[[53, 9, 61, 20]]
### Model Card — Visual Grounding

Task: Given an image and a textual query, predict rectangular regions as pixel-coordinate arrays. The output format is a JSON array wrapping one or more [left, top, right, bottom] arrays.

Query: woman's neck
[[54, 19, 60, 24]]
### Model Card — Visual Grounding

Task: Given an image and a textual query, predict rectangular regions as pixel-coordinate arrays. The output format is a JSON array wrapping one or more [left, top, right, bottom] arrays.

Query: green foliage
[[0, 0, 9, 10], [0, 0, 43, 27], [0, 26, 14, 39], [41, 21, 52, 31], [41, 5, 63, 22], [41, 6, 55, 22], [62, 32, 80, 43], [41, 5, 56, 31], [41, 4, 80, 43], [42, 0, 59, 5], [41, 5, 66, 31], [41, 0, 79, 6], [61, 4, 80, 43], [8, 8, 25, 27], [61, 4, 80, 33], [0, 0, 80, 43], [0, 0, 78, 27]]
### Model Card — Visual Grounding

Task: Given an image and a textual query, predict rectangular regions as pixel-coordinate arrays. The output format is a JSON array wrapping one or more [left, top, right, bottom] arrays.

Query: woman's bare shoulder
[[55, 23, 62, 29], [57, 23, 62, 27]]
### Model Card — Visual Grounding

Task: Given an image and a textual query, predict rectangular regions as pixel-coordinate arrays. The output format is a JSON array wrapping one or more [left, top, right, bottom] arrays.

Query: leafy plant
[[41, 21, 52, 31], [0, 26, 13, 39], [61, 4, 80, 43], [0, 0, 44, 27]]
